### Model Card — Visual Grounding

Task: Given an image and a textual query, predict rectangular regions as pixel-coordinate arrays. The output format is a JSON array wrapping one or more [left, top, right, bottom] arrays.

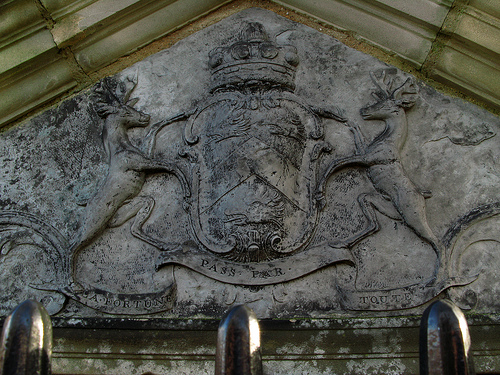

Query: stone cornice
[[0, 0, 498, 129]]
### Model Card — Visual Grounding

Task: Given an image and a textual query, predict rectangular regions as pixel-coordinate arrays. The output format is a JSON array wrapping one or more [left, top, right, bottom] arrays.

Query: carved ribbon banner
[[339, 277, 477, 311], [62, 285, 177, 315], [157, 243, 352, 285]]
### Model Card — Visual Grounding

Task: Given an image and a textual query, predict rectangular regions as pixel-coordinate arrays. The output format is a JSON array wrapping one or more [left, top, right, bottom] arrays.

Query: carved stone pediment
[[0, 8, 499, 318]]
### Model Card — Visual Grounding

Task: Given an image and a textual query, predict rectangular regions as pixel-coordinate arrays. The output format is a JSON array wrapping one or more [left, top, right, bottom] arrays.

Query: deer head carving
[[360, 70, 419, 120], [93, 76, 150, 128]]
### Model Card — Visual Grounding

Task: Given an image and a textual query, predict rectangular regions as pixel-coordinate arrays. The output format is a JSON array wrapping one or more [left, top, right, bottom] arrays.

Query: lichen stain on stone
[[346, 358, 407, 375]]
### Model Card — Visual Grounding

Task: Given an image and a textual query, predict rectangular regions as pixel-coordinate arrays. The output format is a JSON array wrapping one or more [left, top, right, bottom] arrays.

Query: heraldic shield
[[156, 22, 353, 285], [186, 93, 321, 261]]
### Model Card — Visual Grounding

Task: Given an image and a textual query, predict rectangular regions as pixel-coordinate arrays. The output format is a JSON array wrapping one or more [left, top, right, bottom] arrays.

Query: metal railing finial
[[0, 299, 53, 375], [215, 304, 263, 375], [420, 299, 475, 375]]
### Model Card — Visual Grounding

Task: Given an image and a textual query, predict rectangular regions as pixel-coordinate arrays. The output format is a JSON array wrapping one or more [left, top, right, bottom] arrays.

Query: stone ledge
[[46, 315, 500, 375], [40, 0, 98, 20], [0, 0, 230, 129], [49, 0, 171, 49], [0, 29, 57, 77], [0, 0, 498, 130], [431, 43, 500, 108], [0, 59, 77, 127], [455, 7, 500, 55], [273, 0, 452, 67], [0, 0, 46, 49], [42, 313, 500, 330], [72, 0, 232, 72], [427, 1, 500, 109]]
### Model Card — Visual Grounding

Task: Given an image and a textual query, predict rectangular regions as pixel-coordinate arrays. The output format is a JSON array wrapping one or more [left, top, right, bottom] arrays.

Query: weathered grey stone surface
[[0, 8, 499, 319]]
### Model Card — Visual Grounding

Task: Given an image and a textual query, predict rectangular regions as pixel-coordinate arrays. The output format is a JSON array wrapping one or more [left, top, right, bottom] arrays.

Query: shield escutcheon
[[183, 90, 325, 263], [156, 22, 352, 285]]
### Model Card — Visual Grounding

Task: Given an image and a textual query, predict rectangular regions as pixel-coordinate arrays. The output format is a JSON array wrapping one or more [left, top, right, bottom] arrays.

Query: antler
[[93, 80, 120, 117], [392, 78, 418, 108], [369, 71, 392, 101], [369, 70, 418, 105], [117, 72, 138, 104], [92, 73, 142, 117]]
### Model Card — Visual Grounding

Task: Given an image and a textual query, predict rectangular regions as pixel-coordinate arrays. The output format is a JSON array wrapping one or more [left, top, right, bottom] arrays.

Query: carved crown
[[208, 22, 299, 92]]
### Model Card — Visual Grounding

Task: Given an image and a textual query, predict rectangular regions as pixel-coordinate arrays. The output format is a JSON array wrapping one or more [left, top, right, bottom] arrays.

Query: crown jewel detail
[[209, 22, 299, 92]]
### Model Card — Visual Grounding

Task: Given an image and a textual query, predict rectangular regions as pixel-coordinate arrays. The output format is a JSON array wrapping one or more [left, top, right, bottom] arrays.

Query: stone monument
[[0, 8, 499, 321]]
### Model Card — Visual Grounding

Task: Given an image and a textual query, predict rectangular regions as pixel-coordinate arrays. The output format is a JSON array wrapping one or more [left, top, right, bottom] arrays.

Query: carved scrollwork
[[0, 211, 68, 315], [1, 15, 498, 317]]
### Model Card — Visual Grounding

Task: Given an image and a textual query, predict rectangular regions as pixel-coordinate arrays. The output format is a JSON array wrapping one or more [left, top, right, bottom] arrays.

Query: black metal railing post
[[215, 304, 263, 375], [0, 299, 53, 375], [420, 299, 475, 375]]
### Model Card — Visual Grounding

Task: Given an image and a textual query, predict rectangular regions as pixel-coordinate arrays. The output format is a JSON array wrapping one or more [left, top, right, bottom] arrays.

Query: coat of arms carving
[[0, 9, 499, 317], [163, 22, 352, 281]]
